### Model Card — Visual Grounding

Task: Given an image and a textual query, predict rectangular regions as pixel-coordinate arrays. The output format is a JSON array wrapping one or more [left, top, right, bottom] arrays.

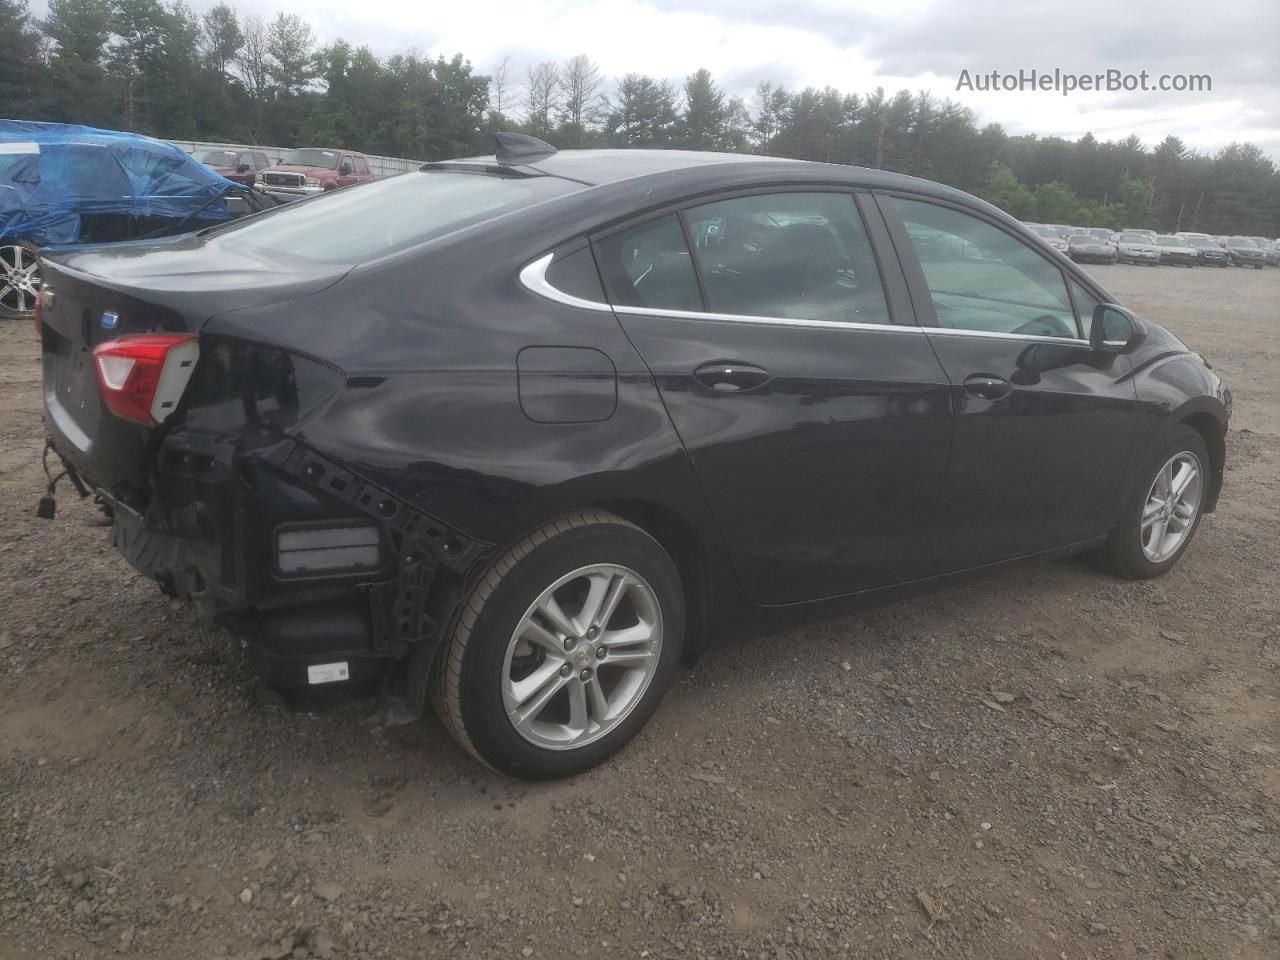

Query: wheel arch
[[1177, 408, 1226, 512], [586, 497, 713, 665]]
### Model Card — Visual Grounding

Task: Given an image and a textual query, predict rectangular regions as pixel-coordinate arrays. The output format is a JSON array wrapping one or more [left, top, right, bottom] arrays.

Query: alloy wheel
[[1141, 451, 1203, 563], [501, 563, 663, 751], [0, 243, 41, 315]]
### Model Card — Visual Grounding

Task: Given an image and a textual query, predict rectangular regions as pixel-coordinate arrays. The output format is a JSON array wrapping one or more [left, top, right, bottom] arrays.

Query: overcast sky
[[35, 0, 1280, 159]]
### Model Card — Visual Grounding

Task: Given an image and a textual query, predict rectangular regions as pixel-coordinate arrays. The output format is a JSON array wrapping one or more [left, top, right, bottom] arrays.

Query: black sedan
[[1225, 237, 1267, 268], [1067, 233, 1119, 264], [36, 136, 1230, 779]]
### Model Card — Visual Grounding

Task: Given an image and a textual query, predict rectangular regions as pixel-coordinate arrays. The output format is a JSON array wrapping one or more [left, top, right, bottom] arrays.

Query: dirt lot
[[1, 264, 1277, 960]]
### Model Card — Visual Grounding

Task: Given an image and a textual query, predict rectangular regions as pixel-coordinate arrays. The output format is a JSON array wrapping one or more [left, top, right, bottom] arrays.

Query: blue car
[[1, 120, 275, 318]]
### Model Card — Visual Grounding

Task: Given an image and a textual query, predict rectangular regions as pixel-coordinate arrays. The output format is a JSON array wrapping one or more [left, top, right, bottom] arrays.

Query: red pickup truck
[[258, 147, 376, 197], [193, 147, 273, 187]]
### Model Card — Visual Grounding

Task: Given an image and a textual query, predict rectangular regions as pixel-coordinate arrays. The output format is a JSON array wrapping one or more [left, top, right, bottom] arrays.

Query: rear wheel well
[[589, 498, 709, 664], [1179, 412, 1225, 511]]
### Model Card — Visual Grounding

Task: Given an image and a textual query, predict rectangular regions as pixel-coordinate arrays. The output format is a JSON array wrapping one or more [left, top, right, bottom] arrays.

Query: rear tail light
[[93, 334, 200, 426]]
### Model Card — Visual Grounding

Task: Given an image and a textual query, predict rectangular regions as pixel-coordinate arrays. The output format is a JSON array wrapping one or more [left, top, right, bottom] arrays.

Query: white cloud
[[28, 0, 1280, 159]]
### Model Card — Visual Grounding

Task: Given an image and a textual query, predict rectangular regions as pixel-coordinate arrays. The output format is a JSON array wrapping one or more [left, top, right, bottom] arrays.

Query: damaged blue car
[[1, 120, 274, 319]]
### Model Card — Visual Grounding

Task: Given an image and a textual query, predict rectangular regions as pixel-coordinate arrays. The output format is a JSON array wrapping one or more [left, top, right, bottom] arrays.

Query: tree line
[[2, 0, 1277, 236]]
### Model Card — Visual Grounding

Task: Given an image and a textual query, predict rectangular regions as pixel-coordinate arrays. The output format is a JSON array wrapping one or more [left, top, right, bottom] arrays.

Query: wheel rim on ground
[[0, 244, 41, 315], [501, 563, 663, 751], [1141, 451, 1203, 563]]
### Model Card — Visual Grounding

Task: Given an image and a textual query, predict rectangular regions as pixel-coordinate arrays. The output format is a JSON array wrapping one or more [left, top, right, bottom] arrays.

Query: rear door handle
[[693, 362, 771, 393], [962, 374, 1012, 401]]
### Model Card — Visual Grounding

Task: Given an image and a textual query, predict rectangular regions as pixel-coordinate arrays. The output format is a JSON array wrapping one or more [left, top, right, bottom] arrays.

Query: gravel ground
[[1, 264, 1277, 960]]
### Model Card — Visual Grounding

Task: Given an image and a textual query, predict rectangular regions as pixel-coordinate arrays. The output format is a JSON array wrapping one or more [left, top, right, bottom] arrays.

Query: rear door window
[[595, 215, 703, 312], [354, 156, 371, 175], [683, 192, 890, 325]]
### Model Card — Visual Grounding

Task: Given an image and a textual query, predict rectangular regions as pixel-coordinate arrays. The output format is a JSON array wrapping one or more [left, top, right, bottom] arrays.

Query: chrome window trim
[[519, 252, 614, 313], [925, 326, 1090, 346], [520, 251, 1090, 345]]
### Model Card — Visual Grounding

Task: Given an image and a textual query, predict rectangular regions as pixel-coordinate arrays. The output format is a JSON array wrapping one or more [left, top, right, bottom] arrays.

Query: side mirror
[[1090, 303, 1146, 352], [339, 162, 352, 175], [236, 163, 251, 173]]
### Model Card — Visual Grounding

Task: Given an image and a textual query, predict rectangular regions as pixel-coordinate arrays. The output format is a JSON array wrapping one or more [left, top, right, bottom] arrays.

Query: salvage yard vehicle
[[1024, 222, 1069, 253], [258, 147, 375, 198], [1, 120, 276, 320], [1114, 231, 1162, 265], [1067, 232, 1118, 264], [1155, 234, 1199, 267], [1183, 235, 1231, 267], [193, 147, 273, 187], [36, 134, 1231, 779], [1224, 236, 1267, 269]]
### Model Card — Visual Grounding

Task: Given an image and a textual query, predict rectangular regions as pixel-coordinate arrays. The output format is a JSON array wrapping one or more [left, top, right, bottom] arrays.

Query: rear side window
[[683, 192, 890, 325], [354, 156, 371, 175], [204, 171, 582, 263], [894, 198, 1078, 340], [596, 215, 703, 312]]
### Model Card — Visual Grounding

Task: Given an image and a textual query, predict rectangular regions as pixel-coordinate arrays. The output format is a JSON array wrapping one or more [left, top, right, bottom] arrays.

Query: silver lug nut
[[559, 664, 572, 678], [580, 668, 592, 681], [563, 637, 577, 651], [595, 646, 607, 659], [586, 625, 600, 640]]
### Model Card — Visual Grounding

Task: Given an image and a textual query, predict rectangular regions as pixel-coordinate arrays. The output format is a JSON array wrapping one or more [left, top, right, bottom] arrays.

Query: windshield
[[282, 148, 340, 169], [195, 150, 239, 166], [1188, 237, 1216, 247], [1029, 226, 1057, 238], [204, 170, 581, 263], [1156, 236, 1179, 246], [1117, 233, 1150, 243], [1228, 238, 1257, 248]]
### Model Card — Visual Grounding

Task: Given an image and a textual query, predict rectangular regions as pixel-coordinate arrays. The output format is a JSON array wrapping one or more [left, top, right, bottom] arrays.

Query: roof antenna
[[494, 132, 557, 164]]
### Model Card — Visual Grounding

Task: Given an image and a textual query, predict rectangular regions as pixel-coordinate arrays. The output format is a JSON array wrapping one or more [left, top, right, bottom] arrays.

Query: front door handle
[[963, 374, 1013, 401], [693, 362, 772, 393]]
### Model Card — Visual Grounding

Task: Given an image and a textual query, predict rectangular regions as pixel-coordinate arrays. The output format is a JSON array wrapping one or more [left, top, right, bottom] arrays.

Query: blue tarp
[[0, 120, 244, 246]]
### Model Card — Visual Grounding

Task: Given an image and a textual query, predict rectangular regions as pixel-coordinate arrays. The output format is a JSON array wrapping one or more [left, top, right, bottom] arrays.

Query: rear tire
[[1100, 425, 1209, 579], [433, 511, 684, 779]]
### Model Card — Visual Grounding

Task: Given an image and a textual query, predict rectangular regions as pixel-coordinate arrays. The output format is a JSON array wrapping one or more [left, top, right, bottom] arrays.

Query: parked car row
[[1025, 222, 1280, 269], [191, 145, 378, 199]]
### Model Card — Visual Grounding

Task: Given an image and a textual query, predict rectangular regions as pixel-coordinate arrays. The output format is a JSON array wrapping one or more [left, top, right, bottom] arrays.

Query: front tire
[[1101, 425, 1209, 579], [433, 511, 684, 779]]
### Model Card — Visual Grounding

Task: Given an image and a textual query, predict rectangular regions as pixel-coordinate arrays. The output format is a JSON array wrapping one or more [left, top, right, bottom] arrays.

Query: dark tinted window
[[596, 215, 702, 312], [683, 192, 890, 325], [895, 198, 1078, 340], [546, 247, 606, 303], [205, 171, 582, 264]]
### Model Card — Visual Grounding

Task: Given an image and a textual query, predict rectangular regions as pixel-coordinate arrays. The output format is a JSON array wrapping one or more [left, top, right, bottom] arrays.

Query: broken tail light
[[93, 334, 200, 426]]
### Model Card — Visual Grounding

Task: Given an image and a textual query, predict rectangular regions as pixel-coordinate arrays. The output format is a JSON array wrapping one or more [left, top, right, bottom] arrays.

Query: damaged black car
[[37, 135, 1230, 779]]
